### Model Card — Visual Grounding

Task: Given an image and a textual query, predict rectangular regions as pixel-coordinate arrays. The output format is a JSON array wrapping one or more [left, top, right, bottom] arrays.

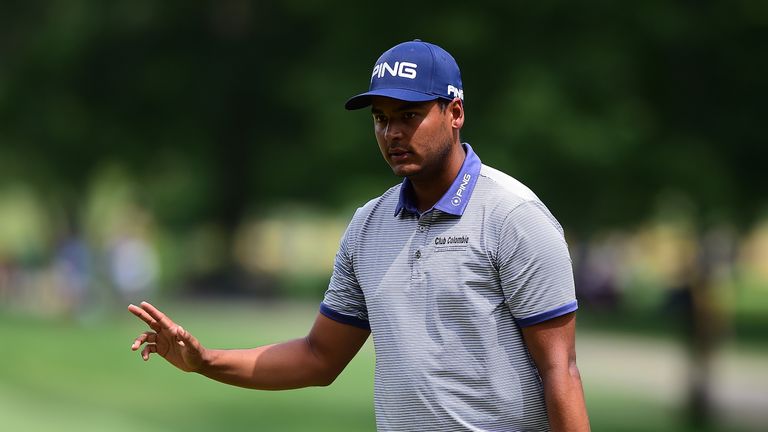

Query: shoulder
[[339, 183, 401, 255], [344, 183, 401, 236], [478, 164, 540, 203], [352, 183, 400, 221], [476, 164, 563, 234]]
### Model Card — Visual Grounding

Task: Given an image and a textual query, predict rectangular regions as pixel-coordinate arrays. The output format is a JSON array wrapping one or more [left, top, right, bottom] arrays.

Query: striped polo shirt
[[321, 143, 577, 432]]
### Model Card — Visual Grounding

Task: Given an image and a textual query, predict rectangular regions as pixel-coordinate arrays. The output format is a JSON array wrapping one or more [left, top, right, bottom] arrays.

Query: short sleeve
[[498, 201, 578, 327], [320, 212, 370, 330]]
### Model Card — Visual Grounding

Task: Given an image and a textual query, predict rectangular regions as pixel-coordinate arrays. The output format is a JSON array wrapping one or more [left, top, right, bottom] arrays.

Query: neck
[[410, 143, 466, 213]]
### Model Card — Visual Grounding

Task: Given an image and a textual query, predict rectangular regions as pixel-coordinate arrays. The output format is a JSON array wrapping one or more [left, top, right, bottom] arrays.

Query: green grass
[[0, 300, 761, 431], [0, 301, 375, 432]]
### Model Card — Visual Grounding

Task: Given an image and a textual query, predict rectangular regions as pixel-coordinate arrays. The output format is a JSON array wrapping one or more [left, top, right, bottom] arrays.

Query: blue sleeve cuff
[[319, 303, 371, 330], [515, 300, 578, 327]]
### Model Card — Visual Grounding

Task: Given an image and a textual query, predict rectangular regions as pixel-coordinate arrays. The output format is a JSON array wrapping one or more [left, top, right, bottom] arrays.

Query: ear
[[449, 97, 465, 130]]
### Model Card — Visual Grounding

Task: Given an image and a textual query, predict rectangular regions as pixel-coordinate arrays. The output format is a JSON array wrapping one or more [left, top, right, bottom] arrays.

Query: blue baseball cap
[[345, 40, 464, 110]]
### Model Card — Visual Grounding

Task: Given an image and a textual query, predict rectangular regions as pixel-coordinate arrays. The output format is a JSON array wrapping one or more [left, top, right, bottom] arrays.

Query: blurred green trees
[[2, 0, 766, 235]]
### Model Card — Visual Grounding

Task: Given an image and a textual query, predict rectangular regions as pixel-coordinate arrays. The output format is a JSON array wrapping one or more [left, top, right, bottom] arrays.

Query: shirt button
[[418, 225, 426, 232], [415, 250, 422, 259]]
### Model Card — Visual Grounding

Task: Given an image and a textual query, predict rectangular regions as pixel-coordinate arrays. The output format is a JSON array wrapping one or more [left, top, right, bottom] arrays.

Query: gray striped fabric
[[322, 154, 577, 431]]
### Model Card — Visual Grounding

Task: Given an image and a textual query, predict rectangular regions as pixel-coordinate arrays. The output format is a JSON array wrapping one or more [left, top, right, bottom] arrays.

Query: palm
[[155, 326, 198, 371], [129, 302, 205, 372]]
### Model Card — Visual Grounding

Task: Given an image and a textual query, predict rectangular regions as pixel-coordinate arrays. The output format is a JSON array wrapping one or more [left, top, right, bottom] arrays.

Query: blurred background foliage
[[1, 1, 767, 431]]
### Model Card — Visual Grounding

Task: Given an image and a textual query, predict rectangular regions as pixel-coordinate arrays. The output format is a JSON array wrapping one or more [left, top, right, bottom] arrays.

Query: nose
[[384, 119, 404, 142]]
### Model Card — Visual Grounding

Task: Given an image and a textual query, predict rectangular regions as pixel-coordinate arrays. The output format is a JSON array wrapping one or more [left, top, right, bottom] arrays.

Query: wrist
[[196, 347, 215, 375]]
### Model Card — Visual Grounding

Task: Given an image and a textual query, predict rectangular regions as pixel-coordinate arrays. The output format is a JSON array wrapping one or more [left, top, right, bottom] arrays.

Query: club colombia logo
[[451, 173, 472, 206]]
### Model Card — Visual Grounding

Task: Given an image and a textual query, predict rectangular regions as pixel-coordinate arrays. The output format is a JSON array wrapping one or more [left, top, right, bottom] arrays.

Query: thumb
[[175, 326, 189, 347], [175, 325, 201, 349]]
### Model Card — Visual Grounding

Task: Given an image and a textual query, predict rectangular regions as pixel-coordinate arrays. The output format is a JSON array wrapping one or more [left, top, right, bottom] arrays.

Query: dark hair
[[437, 98, 451, 112]]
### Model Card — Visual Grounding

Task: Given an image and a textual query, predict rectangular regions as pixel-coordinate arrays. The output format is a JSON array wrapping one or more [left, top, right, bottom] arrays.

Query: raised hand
[[128, 301, 206, 372]]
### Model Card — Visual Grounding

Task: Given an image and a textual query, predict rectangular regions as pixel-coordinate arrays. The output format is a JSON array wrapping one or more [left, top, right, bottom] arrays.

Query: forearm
[[541, 363, 590, 431], [198, 337, 335, 390]]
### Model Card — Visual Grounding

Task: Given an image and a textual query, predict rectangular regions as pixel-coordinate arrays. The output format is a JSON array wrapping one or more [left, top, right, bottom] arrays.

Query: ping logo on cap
[[345, 40, 463, 110], [371, 61, 418, 81], [448, 85, 464, 100]]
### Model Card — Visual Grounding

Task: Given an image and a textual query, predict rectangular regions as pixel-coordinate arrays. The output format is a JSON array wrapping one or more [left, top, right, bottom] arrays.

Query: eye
[[373, 114, 387, 123], [403, 112, 417, 120]]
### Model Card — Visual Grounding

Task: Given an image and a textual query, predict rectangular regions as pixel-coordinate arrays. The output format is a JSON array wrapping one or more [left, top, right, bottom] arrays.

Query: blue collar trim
[[395, 143, 482, 217]]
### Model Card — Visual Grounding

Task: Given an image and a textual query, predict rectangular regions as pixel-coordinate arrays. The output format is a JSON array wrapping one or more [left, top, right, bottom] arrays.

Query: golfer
[[130, 40, 590, 431]]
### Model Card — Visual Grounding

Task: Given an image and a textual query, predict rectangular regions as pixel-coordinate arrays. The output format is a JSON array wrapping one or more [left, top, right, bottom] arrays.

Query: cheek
[[374, 124, 387, 141], [374, 131, 388, 155], [412, 119, 442, 145]]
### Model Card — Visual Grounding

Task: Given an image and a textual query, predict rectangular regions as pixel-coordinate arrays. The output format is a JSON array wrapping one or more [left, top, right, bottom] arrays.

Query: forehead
[[370, 97, 437, 113]]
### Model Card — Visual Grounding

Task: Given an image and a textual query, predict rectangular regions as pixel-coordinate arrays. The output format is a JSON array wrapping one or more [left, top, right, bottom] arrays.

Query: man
[[129, 40, 590, 431]]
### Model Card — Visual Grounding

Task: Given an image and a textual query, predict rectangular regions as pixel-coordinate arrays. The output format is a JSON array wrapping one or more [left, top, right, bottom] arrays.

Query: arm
[[129, 301, 370, 390], [200, 312, 369, 389], [521, 312, 590, 432]]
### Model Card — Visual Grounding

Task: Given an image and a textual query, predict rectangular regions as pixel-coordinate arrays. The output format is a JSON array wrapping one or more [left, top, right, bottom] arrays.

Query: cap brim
[[344, 88, 440, 110]]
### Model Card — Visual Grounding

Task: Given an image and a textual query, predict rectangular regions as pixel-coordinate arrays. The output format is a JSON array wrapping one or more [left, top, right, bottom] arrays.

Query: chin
[[390, 165, 419, 178]]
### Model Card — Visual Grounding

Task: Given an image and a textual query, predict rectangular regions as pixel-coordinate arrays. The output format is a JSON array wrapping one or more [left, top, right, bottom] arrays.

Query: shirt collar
[[395, 143, 482, 217]]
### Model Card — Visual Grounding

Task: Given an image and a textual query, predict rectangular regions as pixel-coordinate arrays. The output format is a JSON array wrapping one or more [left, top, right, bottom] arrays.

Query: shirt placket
[[411, 212, 434, 282]]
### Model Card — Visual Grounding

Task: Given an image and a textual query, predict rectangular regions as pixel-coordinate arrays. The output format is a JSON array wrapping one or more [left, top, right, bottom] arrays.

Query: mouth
[[388, 148, 412, 163]]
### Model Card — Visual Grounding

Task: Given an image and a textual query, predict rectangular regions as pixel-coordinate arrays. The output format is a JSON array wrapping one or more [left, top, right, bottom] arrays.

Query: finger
[[139, 301, 175, 331], [131, 332, 156, 351], [141, 344, 157, 361], [128, 304, 160, 330]]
